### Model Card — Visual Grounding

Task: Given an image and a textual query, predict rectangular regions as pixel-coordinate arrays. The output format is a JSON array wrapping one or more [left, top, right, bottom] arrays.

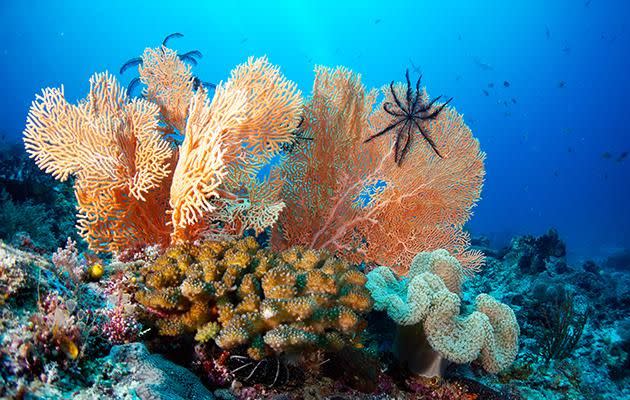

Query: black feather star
[[364, 70, 452, 165], [119, 33, 216, 96], [178, 50, 203, 65], [119, 57, 143, 75], [162, 32, 184, 47]]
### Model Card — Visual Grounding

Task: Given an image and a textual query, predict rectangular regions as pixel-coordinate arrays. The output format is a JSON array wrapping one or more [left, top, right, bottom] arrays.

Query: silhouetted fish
[[488, 82, 494, 88], [585, 0, 592, 7], [374, 18, 381, 24], [240, 38, 248, 44], [568, 147, 573, 153], [562, 45, 571, 54], [617, 151, 628, 162], [545, 25, 551, 39], [511, 98, 517, 104], [601, 152, 612, 159], [162, 32, 184, 47], [558, 80, 566, 88], [482, 89, 490, 96], [473, 57, 493, 70], [503, 80, 510, 87]]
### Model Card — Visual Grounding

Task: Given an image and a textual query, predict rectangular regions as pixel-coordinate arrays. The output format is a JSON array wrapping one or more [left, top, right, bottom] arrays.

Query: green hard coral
[[135, 237, 373, 359], [366, 249, 520, 373]]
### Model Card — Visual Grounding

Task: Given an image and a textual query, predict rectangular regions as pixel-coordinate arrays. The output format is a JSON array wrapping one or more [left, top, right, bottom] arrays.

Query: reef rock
[[78, 343, 215, 400]]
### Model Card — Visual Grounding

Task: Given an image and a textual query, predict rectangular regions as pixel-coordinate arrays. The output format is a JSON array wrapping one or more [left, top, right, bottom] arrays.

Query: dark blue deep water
[[1, 0, 629, 260]]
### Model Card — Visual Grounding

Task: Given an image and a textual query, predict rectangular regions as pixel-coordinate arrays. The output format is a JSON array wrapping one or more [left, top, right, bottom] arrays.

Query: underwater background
[[0, 1, 629, 400], [1, 0, 629, 261]]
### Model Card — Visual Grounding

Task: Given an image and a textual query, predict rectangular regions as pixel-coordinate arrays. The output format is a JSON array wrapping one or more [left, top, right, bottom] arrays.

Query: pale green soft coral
[[366, 249, 519, 373]]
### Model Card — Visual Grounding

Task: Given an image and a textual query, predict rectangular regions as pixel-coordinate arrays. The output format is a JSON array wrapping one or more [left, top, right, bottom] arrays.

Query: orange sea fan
[[169, 86, 247, 242], [140, 46, 194, 133], [194, 56, 302, 238], [24, 72, 174, 252], [274, 66, 485, 274], [224, 56, 303, 154]]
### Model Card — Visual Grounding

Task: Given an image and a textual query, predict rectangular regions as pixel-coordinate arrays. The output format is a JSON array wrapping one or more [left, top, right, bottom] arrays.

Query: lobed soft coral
[[135, 237, 372, 359], [366, 249, 519, 373]]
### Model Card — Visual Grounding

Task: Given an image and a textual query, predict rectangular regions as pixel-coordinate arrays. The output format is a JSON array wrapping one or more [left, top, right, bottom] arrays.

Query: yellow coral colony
[[23, 46, 302, 252], [135, 237, 372, 359]]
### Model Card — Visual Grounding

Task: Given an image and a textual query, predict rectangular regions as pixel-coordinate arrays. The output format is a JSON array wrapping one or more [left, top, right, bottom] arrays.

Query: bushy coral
[[135, 237, 372, 359], [366, 249, 519, 373]]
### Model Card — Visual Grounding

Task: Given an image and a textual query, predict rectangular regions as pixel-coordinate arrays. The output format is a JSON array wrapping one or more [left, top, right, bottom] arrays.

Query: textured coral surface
[[135, 237, 373, 359]]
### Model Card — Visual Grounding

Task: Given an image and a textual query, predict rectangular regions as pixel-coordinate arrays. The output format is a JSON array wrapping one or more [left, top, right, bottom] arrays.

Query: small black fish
[[503, 80, 510, 87], [482, 89, 490, 96], [240, 38, 248, 44], [545, 25, 551, 40], [562, 46, 571, 54], [511, 98, 517, 104], [473, 57, 493, 71], [455, 75, 462, 81], [617, 151, 628, 162], [585, 0, 592, 7], [601, 151, 612, 159], [374, 18, 381, 24], [162, 32, 184, 47], [558, 80, 566, 88], [488, 82, 494, 88], [568, 147, 573, 153], [554, 170, 559, 177]]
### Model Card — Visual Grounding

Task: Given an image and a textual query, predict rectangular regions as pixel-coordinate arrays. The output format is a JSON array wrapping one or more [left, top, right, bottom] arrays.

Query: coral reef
[[458, 230, 630, 400], [366, 249, 519, 373], [135, 237, 372, 359], [0, 143, 77, 252], [75, 343, 216, 400]]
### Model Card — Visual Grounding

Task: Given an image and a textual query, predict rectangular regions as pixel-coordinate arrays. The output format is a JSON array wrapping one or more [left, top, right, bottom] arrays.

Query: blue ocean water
[[0, 0, 628, 261]]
